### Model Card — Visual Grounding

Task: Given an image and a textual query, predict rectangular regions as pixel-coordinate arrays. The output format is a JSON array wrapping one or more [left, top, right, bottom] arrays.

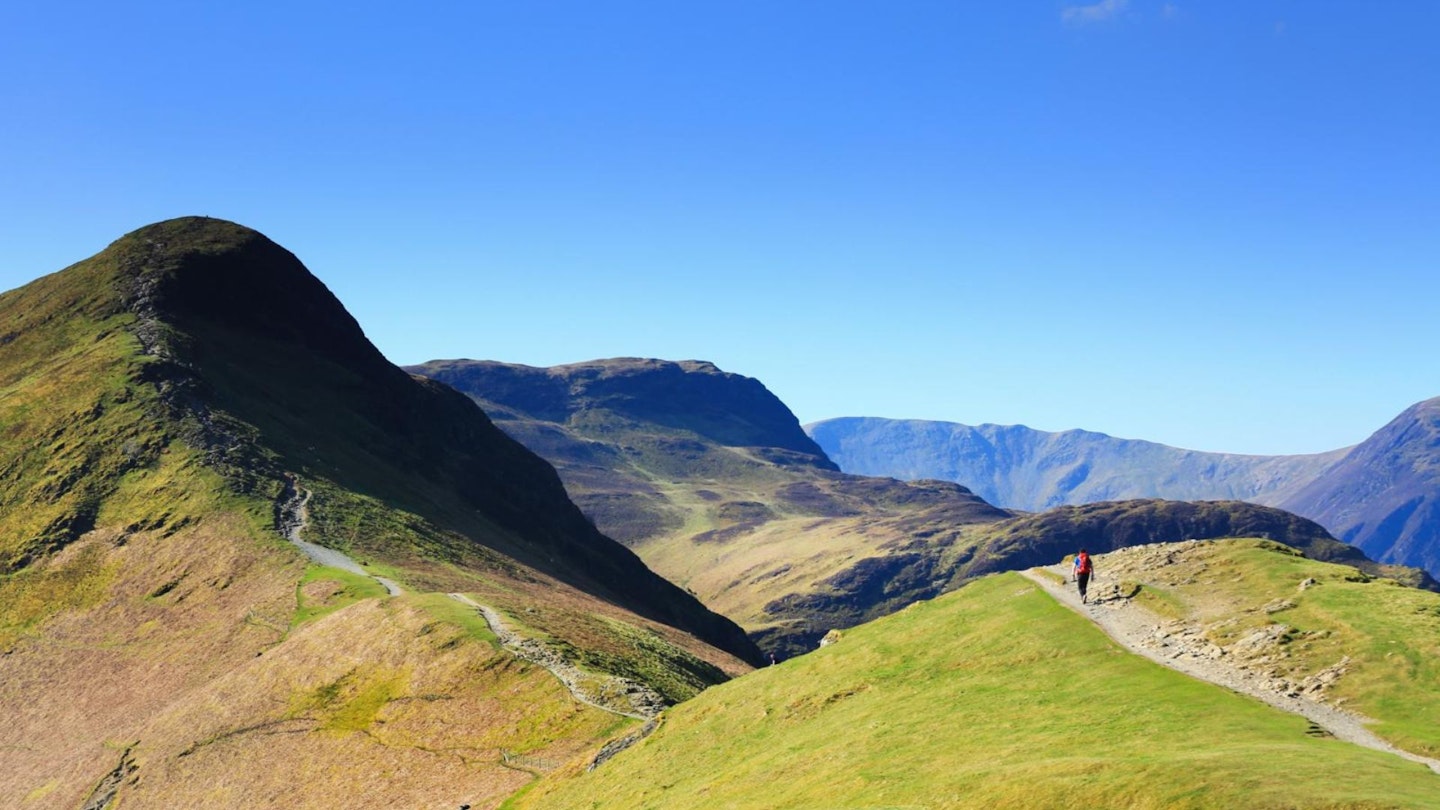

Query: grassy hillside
[[513, 570, 1440, 810], [0, 218, 755, 808], [412, 358, 1011, 656], [415, 360, 1434, 660], [1098, 538, 1440, 757]]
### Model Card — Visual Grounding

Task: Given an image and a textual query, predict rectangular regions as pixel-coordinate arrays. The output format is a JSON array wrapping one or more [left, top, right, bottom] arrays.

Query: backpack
[[1075, 552, 1093, 575]]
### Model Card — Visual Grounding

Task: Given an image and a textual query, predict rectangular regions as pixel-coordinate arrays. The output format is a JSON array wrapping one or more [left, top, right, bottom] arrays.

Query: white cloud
[[1062, 0, 1129, 25]]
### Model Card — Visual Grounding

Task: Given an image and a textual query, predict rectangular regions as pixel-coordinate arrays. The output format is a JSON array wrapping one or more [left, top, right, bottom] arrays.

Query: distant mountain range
[[10, 216, 1436, 807], [413, 358, 1435, 657], [807, 403, 1440, 576]]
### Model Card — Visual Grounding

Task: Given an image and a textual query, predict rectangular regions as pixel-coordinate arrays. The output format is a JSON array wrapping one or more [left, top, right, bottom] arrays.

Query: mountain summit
[[417, 357, 838, 469], [1281, 396, 1440, 573], [0, 217, 757, 808]]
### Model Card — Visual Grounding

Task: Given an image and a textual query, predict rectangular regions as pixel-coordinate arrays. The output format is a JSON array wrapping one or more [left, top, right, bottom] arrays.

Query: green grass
[[1145, 540, 1440, 757], [285, 665, 411, 733], [500, 605, 730, 705], [0, 539, 118, 649], [516, 572, 1440, 810], [407, 592, 501, 646], [1132, 580, 1188, 619], [291, 566, 391, 629]]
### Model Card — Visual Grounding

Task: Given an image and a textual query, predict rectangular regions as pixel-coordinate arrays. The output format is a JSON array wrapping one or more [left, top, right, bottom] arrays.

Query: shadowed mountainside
[[0, 218, 757, 808], [410, 358, 1011, 655], [1281, 397, 1440, 575], [961, 499, 1438, 590], [412, 359, 1434, 657]]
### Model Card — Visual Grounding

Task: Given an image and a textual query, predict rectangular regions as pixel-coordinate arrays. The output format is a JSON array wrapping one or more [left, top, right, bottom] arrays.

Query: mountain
[[510, 541, 1440, 809], [808, 408, 1440, 578], [958, 498, 1436, 590], [0, 217, 758, 808], [1281, 397, 1440, 574], [411, 359, 1435, 658], [806, 417, 1346, 510], [410, 358, 1013, 655]]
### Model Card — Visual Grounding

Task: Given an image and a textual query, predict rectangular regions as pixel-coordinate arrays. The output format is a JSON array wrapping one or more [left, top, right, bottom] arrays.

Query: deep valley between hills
[[4, 218, 1440, 808]]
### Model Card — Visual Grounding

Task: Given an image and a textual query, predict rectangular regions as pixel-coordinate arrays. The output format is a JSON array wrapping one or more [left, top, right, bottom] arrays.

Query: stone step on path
[[1019, 565, 1440, 776]]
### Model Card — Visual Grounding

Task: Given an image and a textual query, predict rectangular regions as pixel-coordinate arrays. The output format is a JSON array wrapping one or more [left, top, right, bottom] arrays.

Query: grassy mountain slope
[[1282, 396, 1440, 575], [806, 416, 1347, 510], [513, 562, 1440, 810], [414, 359, 1433, 658], [0, 218, 755, 808], [410, 358, 1012, 656]]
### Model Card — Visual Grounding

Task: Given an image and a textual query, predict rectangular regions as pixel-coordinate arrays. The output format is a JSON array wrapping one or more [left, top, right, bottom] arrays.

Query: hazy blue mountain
[[805, 417, 1346, 512], [1281, 397, 1440, 574]]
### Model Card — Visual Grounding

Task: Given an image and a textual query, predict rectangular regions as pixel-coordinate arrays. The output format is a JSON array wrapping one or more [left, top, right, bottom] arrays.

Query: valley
[[0, 218, 754, 808], [4, 217, 1437, 808], [809, 408, 1440, 578], [414, 358, 1435, 662]]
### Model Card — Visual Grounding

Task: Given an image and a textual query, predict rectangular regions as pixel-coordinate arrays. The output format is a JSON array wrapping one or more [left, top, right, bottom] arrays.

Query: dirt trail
[[447, 593, 664, 723], [1019, 563, 1440, 775], [276, 474, 402, 596]]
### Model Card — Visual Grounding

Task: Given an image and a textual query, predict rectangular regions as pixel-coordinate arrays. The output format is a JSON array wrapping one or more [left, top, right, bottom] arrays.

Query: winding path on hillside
[[446, 593, 663, 725], [1019, 565, 1440, 775], [276, 474, 402, 596], [275, 477, 660, 765]]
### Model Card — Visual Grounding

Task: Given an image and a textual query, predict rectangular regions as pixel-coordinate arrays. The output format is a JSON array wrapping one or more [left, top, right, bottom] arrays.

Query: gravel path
[[447, 593, 664, 722], [1019, 565, 1440, 775], [277, 474, 402, 596]]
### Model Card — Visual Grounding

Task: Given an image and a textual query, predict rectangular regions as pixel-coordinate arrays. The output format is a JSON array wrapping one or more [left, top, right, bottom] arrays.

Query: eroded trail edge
[[447, 593, 664, 723], [1019, 565, 1440, 774], [276, 474, 402, 596]]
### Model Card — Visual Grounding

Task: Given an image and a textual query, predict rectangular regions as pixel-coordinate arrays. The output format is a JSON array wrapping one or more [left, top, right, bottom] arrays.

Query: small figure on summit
[[1073, 549, 1094, 604]]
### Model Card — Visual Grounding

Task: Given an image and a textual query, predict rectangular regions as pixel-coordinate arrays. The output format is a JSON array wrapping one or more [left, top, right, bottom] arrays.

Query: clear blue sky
[[2, 1, 1436, 455]]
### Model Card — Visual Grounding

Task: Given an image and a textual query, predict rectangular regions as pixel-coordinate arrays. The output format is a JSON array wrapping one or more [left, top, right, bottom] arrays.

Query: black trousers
[[1076, 572, 1091, 597]]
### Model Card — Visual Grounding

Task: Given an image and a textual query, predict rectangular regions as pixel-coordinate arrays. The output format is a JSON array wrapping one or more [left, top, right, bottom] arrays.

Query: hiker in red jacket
[[1073, 549, 1094, 604]]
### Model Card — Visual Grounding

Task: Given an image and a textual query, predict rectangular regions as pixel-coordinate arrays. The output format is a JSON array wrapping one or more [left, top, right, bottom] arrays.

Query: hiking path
[[1019, 563, 1440, 775]]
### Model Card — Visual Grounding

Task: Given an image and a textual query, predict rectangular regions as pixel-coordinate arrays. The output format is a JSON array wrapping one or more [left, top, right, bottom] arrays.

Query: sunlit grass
[[516, 572, 1440, 810]]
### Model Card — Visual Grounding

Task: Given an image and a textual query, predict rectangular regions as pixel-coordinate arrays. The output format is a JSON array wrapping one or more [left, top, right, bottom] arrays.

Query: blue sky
[[2, 1, 1436, 455]]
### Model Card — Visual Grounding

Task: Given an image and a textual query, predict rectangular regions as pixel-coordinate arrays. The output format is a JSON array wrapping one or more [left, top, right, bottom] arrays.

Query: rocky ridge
[[1092, 542, 1353, 703]]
